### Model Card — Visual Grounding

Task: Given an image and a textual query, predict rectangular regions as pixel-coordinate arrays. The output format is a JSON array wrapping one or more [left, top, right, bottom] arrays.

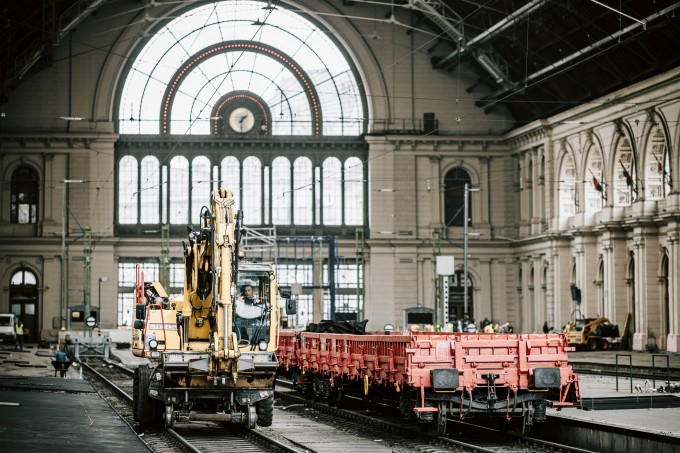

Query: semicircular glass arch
[[118, 0, 364, 136]]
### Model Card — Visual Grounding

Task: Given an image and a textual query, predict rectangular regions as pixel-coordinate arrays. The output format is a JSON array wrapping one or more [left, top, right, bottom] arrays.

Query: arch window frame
[[10, 165, 39, 225], [444, 167, 472, 228]]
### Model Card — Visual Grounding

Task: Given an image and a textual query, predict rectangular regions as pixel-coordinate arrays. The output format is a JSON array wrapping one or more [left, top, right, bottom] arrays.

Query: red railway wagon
[[277, 330, 580, 435]]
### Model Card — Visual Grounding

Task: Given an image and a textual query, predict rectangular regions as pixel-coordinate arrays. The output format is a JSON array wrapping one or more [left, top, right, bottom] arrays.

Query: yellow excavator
[[131, 188, 289, 430], [564, 316, 620, 351]]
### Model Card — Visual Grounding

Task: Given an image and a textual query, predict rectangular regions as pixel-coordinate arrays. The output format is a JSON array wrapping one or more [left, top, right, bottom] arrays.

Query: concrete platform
[[0, 345, 148, 452], [547, 350, 680, 442]]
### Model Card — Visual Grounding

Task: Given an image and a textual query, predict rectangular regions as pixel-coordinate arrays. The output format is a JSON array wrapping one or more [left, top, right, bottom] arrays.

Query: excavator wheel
[[598, 339, 610, 350], [135, 366, 163, 430], [246, 404, 258, 429], [586, 338, 598, 351], [256, 395, 274, 427]]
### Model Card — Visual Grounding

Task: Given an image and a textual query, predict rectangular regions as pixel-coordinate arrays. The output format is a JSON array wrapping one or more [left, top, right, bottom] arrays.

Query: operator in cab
[[235, 283, 265, 344], [236, 284, 263, 319]]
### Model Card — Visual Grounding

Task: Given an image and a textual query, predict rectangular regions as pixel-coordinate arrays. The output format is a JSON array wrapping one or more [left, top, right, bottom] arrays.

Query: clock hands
[[239, 114, 249, 132]]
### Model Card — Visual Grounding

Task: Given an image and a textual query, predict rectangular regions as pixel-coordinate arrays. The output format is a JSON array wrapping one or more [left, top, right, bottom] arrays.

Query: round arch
[[556, 147, 577, 221], [115, 0, 367, 136], [583, 142, 605, 212], [638, 111, 672, 199]]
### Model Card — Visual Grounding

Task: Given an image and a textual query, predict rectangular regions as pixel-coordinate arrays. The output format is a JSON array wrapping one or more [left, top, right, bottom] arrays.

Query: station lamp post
[[60, 179, 84, 329], [98, 277, 109, 328]]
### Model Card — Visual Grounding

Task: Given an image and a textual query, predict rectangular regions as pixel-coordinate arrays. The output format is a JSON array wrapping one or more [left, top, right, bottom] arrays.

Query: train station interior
[[1, 0, 680, 352]]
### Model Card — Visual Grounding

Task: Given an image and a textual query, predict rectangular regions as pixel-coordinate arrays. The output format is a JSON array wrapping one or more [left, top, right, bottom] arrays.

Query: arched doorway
[[10, 269, 39, 343]]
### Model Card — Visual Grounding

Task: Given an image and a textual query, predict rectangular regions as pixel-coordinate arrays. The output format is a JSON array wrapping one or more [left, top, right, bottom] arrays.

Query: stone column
[[667, 227, 680, 352], [632, 233, 648, 350]]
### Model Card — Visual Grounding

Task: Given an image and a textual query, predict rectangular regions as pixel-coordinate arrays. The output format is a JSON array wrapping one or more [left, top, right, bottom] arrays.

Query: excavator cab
[[234, 266, 279, 351]]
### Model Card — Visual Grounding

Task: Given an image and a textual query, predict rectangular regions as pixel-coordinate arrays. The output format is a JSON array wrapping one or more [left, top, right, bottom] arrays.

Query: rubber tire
[[256, 395, 274, 427], [132, 367, 140, 422], [135, 366, 163, 430]]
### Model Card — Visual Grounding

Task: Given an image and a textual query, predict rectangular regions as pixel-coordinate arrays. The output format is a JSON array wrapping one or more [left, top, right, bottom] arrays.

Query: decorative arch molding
[[584, 142, 606, 211], [611, 123, 639, 206], [639, 109, 673, 198], [160, 42, 322, 135], [3, 262, 41, 287], [557, 147, 577, 218], [2, 157, 43, 183], [440, 161, 481, 187]]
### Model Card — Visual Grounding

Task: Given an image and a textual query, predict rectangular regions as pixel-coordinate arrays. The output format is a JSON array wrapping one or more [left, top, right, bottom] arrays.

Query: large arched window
[[114, 1, 368, 234], [118, 1, 365, 136], [11, 166, 39, 224], [444, 168, 471, 227]]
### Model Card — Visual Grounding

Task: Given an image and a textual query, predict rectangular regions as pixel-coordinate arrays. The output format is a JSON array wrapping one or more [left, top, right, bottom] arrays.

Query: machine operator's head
[[243, 284, 255, 300]]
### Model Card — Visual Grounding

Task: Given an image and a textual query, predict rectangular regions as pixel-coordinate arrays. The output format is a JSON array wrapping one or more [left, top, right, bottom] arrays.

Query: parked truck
[[131, 188, 286, 430], [0, 313, 16, 344], [564, 316, 620, 350]]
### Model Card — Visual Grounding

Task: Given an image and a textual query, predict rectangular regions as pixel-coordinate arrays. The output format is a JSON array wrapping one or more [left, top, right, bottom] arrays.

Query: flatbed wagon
[[277, 330, 580, 435]]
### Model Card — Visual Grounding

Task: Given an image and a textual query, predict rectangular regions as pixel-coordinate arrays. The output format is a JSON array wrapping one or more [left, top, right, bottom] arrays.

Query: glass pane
[[23, 271, 37, 285], [191, 156, 211, 223], [344, 157, 363, 225], [10, 271, 23, 285], [140, 156, 160, 224], [559, 156, 576, 217], [584, 148, 604, 212], [272, 157, 291, 225], [170, 156, 190, 224], [242, 157, 262, 224], [118, 156, 139, 224], [220, 156, 240, 211], [322, 157, 342, 225], [293, 157, 313, 225]]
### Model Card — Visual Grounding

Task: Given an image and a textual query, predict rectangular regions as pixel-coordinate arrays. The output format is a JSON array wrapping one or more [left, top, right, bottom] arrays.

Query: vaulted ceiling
[[2, 0, 679, 130]]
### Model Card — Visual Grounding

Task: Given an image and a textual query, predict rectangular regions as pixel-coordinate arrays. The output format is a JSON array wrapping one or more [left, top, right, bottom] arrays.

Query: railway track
[[274, 378, 595, 453], [79, 356, 604, 453], [79, 358, 301, 453]]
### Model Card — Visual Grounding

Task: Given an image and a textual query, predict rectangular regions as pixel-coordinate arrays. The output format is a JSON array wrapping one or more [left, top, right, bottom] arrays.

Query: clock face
[[229, 107, 255, 133]]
